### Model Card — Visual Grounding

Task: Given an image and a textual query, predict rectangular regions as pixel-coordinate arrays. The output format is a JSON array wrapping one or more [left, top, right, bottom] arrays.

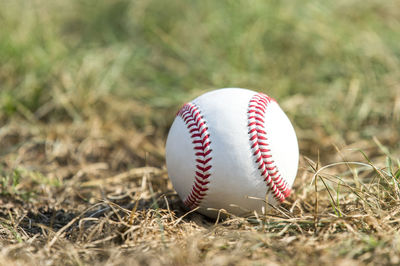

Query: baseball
[[166, 88, 299, 218]]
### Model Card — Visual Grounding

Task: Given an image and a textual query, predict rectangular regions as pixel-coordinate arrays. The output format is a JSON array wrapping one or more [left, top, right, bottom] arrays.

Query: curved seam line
[[247, 93, 291, 202], [177, 103, 213, 209]]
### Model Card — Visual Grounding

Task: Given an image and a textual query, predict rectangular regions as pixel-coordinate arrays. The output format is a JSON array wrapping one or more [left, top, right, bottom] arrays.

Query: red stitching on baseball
[[247, 93, 291, 202], [177, 103, 213, 209]]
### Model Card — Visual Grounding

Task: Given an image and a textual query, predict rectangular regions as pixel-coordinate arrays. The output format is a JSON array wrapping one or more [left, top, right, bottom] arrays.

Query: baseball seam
[[248, 93, 291, 202], [177, 103, 212, 209]]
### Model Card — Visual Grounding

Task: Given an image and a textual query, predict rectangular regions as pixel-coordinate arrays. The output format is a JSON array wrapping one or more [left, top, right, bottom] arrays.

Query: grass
[[0, 0, 399, 265]]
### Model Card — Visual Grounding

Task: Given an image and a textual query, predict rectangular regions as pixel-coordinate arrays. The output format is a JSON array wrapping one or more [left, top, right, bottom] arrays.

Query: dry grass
[[1, 98, 399, 265]]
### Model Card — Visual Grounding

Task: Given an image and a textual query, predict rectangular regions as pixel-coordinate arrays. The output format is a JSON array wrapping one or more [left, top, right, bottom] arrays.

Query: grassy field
[[1, 0, 400, 265]]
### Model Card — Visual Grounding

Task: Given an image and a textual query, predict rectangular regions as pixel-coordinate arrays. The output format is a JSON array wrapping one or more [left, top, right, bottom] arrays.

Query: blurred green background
[[1, 0, 399, 158]]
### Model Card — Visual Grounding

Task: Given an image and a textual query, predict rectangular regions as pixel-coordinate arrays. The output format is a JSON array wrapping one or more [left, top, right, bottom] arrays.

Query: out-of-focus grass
[[1, 0, 399, 150], [1, 0, 400, 265]]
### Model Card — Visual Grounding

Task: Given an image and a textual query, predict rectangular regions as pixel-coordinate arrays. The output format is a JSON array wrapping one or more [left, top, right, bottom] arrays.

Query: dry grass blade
[[80, 167, 166, 187], [45, 204, 105, 251]]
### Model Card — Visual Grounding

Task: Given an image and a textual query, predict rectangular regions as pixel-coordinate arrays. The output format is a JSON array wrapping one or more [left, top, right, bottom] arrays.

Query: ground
[[1, 1, 400, 265]]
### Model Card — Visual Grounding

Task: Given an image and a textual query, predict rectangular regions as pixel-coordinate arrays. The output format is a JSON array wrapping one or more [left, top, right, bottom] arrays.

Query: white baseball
[[166, 88, 299, 218]]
